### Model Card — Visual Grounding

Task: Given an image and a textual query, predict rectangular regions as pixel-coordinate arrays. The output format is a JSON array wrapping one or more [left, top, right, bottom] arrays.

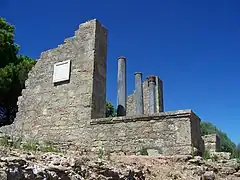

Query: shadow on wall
[[53, 80, 70, 86]]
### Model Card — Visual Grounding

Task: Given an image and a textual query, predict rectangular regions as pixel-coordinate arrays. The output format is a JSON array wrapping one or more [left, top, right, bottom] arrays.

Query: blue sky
[[1, 0, 240, 144]]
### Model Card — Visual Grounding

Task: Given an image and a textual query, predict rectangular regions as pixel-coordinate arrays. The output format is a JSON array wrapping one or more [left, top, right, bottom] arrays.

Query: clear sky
[[1, 0, 239, 144]]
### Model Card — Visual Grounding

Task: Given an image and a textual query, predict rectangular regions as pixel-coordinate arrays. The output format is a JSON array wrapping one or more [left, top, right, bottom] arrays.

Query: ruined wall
[[89, 110, 202, 155], [127, 76, 164, 116], [2, 110, 202, 156], [202, 134, 221, 152], [0, 19, 108, 137], [0, 19, 203, 157]]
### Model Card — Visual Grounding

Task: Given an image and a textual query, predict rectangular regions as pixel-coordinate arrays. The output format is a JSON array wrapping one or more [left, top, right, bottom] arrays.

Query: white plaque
[[53, 60, 71, 83]]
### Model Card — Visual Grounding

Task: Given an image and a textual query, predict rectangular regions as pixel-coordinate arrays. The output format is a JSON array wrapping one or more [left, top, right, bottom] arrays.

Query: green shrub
[[203, 150, 211, 160], [22, 141, 38, 152], [98, 149, 104, 159], [0, 135, 10, 146], [201, 121, 237, 157], [12, 137, 22, 149], [139, 148, 148, 155], [39, 141, 59, 152]]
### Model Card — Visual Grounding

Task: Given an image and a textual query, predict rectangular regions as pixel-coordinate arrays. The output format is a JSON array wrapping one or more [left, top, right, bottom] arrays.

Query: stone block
[[202, 134, 221, 152]]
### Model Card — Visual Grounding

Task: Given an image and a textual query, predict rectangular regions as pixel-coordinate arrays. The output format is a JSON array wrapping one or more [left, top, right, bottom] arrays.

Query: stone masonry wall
[[127, 76, 164, 116], [89, 110, 202, 155], [0, 19, 108, 137], [202, 134, 221, 152], [2, 110, 203, 156]]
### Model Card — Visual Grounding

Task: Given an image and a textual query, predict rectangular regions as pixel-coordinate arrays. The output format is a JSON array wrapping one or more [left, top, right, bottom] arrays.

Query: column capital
[[134, 72, 142, 75], [118, 56, 126, 60], [147, 75, 156, 84]]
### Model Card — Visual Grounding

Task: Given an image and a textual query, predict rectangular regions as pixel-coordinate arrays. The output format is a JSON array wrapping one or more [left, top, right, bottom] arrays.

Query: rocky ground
[[0, 147, 240, 180]]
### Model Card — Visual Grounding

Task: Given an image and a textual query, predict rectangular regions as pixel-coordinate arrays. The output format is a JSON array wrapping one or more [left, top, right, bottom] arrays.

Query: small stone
[[25, 155, 36, 161], [202, 171, 215, 180], [188, 156, 204, 165], [221, 167, 236, 175], [46, 165, 71, 172], [234, 170, 240, 177], [0, 171, 7, 180], [147, 149, 161, 156]]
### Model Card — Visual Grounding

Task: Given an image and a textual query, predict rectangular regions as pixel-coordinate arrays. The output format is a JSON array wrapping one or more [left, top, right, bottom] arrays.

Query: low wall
[[202, 134, 220, 152], [0, 110, 203, 156]]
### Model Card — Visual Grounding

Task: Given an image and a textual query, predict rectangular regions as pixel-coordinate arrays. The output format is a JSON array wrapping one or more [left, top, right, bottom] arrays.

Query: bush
[[106, 101, 116, 117], [203, 150, 211, 160], [0, 135, 59, 152], [200, 121, 237, 157]]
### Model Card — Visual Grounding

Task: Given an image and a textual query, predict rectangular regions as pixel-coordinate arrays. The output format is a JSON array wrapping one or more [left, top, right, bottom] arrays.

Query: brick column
[[147, 75, 156, 114], [117, 56, 127, 116], [134, 72, 144, 115]]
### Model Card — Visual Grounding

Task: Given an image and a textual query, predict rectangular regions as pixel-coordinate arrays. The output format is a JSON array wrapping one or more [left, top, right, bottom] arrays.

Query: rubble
[[0, 147, 240, 180]]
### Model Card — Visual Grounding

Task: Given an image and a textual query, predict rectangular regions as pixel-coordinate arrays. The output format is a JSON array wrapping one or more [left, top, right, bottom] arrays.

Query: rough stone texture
[[155, 76, 164, 112], [0, 19, 203, 159], [126, 93, 135, 116], [202, 134, 221, 152], [89, 109, 203, 155], [127, 76, 164, 116], [1, 110, 203, 156], [147, 75, 157, 114], [0, 19, 108, 137], [117, 56, 127, 116], [1, 148, 240, 180], [134, 72, 144, 115]]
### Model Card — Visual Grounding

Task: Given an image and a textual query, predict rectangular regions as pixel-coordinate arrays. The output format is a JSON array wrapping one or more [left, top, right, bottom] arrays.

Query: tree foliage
[[200, 121, 239, 158], [0, 17, 36, 125], [0, 17, 20, 68], [105, 101, 116, 117], [237, 143, 240, 152]]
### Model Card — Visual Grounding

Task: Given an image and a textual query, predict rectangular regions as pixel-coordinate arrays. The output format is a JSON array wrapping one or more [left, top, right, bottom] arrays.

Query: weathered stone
[[202, 171, 215, 180], [146, 149, 161, 156], [134, 72, 144, 115], [202, 134, 220, 152], [117, 56, 127, 116], [89, 110, 203, 155], [0, 171, 7, 180], [210, 152, 231, 160], [127, 75, 164, 116], [0, 19, 108, 138], [155, 76, 164, 113], [147, 75, 156, 114], [234, 170, 240, 177], [0, 18, 205, 159], [188, 156, 204, 165], [1, 147, 240, 180]]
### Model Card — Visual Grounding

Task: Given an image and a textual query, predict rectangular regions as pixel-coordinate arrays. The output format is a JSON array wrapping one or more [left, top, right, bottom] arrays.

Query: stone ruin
[[0, 19, 221, 156], [202, 134, 221, 152]]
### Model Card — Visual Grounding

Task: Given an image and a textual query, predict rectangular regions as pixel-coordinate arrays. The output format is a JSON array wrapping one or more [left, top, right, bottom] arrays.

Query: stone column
[[117, 56, 127, 116], [134, 72, 144, 115], [147, 75, 156, 114], [155, 76, 164, 112]]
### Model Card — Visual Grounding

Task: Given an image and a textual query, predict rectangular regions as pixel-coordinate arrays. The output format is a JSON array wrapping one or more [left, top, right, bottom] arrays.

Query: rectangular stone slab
[[53, 60, 71, 83]]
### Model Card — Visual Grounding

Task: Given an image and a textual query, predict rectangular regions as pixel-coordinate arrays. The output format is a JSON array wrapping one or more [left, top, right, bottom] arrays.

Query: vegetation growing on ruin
[[106, 101, 116, 117], [201, 121, 240, 158], [0, 134, 59, 152], [0, 17, 36, 125], [0, 17, 239, 159], [203, 150, 211, 160]]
